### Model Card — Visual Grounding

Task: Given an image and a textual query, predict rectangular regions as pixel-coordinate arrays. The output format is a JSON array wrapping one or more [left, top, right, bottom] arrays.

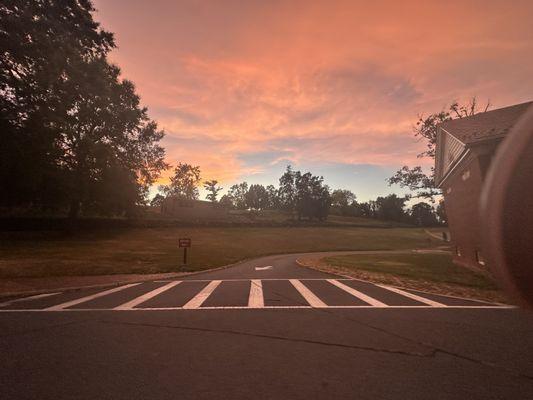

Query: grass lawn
[[0, 227, 441, 278], [321, 252, 504, 302]]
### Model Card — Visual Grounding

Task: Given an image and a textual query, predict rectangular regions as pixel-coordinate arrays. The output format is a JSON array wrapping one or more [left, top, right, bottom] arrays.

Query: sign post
[[178, 238, 191, 266]]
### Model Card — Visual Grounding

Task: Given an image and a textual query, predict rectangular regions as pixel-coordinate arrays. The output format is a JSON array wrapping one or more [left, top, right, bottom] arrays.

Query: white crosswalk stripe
[[44, 283, 142, 311], [0, 279, 509, 312], [375, 284, 446, 307], [248, 279, 264, 308], [114, 281, 182, 310], [290, 279, 327, 307], [183, 280, 221, 309], [327, 279, 388, 307], [0, 292, 61, 307]]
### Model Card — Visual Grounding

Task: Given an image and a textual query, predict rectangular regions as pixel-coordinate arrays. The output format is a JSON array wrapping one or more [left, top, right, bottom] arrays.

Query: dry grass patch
[[0, 227, 441, 278], [301, 252, 508, 304]]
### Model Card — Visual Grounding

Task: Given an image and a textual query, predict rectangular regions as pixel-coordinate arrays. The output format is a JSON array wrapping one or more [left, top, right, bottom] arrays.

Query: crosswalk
[[0, 279, 510, 312]]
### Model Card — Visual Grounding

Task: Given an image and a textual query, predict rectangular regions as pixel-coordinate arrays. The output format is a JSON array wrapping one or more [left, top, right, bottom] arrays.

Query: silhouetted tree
[[204, 180, 222, 203], [356, 201, 378, 218], [219, 194, 234, 209], [0, 0, 167, 217], [294, 171, 330, 220], [227, 182, 248, 209], [245, 184, 269, 210], [374, 194, 407, 222], [388, 97, 490, 201], [330, 189, 357, 216], [265, 184, 279, 210], [410, 202, 438, 226], [331, 189, 356, 208], [436, 199, 447, 225], [278, 165, 297, 212], [161, 163, 201, 200]]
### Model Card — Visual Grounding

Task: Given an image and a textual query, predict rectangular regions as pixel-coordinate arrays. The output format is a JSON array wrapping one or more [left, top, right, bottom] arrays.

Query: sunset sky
[[93, 0, 533, 201]]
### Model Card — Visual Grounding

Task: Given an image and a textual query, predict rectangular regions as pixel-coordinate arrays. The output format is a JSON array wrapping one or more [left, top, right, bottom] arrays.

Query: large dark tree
[[330, 189, 357, 216], [227, 182, 248, 210], [245, 184, 269, 210], [278, 165, 296, 212], [387, 98, 490, 201], [265, 184, 279, 210], [0, 0, 167, 217], [410, 202, 438, 227], [294, 171, 330, 221], [374, 194, 407, 222]]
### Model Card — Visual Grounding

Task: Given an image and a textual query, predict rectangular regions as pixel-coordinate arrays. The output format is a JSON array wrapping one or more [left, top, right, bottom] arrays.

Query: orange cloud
[[94, 0, 533, 188]]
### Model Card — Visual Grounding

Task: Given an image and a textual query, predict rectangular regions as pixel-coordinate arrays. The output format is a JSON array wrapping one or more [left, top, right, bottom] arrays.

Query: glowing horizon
[[93, 0, 533, 201]]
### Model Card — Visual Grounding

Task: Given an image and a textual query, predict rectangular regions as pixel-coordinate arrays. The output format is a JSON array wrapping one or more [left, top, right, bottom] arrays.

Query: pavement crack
[[318, 311, 533, 382], [100, 319, 432, 358], [433, 347, 533, 381]]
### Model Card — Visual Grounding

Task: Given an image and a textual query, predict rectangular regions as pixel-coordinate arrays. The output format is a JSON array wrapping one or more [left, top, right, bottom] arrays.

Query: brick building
[[434, 101, 533, 269]]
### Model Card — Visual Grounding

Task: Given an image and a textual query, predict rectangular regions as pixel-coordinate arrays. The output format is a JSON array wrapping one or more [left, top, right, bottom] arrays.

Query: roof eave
[[435, 148, 471, 188]]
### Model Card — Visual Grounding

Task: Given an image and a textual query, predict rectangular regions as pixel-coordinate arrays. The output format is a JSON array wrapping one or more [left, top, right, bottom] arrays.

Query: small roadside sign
[[179, 238, 191, 248], [179, 238, 191, 265]]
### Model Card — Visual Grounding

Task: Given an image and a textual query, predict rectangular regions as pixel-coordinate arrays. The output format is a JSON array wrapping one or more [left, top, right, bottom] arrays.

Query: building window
[[462, 170, 471, 181], [456, 246, 461, 256], [476, 250, 486, 266]]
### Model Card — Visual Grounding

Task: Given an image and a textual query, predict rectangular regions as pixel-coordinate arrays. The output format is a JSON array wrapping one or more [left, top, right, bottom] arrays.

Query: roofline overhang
[[439, 127, 466, 146], [435, 148, 471, 188], [434, 127, 467, 188]]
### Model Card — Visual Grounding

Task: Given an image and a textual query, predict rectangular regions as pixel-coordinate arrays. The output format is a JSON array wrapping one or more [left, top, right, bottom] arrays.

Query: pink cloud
[[93, 0, 533, 187]]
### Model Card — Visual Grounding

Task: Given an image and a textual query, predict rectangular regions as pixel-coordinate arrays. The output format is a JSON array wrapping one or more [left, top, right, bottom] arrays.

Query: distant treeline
[[154, 164, 446, 227]]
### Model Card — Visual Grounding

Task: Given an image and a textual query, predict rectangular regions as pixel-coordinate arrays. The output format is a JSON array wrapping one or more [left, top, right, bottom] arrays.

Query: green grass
[[0, 227, 441, 278], [324, 253, 497, 290]]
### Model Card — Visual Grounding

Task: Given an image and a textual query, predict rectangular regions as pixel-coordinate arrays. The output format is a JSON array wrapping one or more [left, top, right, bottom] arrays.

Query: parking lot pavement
[[1, 254, 531, 400]]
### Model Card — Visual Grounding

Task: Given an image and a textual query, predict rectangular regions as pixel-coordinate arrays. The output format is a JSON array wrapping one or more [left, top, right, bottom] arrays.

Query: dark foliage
[[0, 0, 167, 217]]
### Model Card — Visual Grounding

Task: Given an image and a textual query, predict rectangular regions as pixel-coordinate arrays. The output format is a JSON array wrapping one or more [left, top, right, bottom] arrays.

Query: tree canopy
[[204, 180, 222, 203], [160, 163, 201, 200], [0, 0, 167, 217]]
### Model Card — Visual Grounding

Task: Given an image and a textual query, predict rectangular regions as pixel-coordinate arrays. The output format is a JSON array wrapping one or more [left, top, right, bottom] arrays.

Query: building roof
[[434, 100, 533, 187], [439, 101, 533, 144]]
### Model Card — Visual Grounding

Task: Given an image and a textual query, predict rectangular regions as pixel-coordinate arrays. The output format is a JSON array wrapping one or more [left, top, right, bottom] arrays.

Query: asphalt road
[[1, 254, 532, 399]]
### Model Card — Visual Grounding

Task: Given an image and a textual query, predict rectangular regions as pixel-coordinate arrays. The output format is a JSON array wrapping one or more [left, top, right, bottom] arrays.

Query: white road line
[[0, 305, 513, 312], [248, 279, 264, 308], [182, 280, 221, 309], [327, 279, 388, 307], [151, 278, 358, 282], [44, 283, 141, 311], [290, 279, 327, 308], [114, 281, 182, 310], [376, 284, 446, 307], [255, 266, 273, 271], [0, 292, 61, 307]]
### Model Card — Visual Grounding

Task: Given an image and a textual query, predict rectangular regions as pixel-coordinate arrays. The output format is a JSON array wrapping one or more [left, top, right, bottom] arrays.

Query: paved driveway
[[1, 254, 532, 399]]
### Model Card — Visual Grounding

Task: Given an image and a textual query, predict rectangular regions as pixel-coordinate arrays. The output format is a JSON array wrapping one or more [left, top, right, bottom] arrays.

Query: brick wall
[[442, 154, 486, 269]]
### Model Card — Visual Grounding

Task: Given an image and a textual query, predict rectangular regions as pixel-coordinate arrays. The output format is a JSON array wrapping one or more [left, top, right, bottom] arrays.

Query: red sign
[[178, 238, 191, 248]]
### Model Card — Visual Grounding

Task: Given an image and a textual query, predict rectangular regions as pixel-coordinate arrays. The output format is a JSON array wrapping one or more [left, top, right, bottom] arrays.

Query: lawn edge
[[295, 257, 511, 306], [0, 258, 248, 300]]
